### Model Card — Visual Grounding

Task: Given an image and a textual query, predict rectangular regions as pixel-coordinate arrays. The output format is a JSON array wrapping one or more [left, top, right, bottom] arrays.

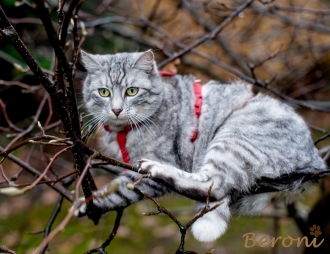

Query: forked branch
[[141, 182, 221, 254]]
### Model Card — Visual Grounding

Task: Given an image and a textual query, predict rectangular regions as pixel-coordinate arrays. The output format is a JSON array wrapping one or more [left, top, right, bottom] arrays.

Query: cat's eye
[[126, 87, 139, 96], [98, 88, 110, 97]]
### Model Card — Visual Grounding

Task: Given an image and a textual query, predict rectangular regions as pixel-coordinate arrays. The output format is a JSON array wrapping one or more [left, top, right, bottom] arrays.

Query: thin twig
[[0, 146, 73, 196], [40, 196, 64, 254], [249, 45, 282, 79], [0, 80, 41, 93], [59, 0, 80, 47], [0, 164, 10, 184], [315, 132, 330, 145], [0, 245, 16, 254], [0, 146, 73, 201], [4, 87, 48, 150], [0, 135, 71, 157], [0, 99, 25, 132], [157, 0, 255, 69], [273, 3, 330, 15], [32, 201, 82, 254], [44, 94, 53, 129], [10, 170, 78, 188], [141, 183, 223, 254], [84, 209, 124, 254], [10, 144, 35, 182], [75, 152, 99, 201], [21, 146, 73, 193]]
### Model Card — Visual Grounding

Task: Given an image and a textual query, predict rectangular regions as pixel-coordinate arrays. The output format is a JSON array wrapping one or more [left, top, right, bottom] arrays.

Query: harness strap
[[103, 125, 132, 163], [191, 80, 202, 142], [117, 131, 130, 163], [158, 71, 175, 77]]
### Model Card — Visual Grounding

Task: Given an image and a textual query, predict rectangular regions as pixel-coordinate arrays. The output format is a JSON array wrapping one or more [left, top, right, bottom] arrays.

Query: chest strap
[[191, 79, 202, 142], [103, 125, 132, 164]]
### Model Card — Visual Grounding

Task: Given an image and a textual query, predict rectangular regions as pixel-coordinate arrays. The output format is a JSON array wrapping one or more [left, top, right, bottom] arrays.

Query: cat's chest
[[101, 129, 157, 163]]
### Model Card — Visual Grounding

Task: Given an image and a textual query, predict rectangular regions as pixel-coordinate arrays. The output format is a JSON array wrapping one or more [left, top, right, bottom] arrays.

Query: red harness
[[103, 125, 132, 163], [103, 72, 203, 163]]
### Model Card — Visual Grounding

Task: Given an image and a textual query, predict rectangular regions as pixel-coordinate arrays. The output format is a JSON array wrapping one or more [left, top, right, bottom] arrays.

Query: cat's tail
[[191, 197, 231, 242]]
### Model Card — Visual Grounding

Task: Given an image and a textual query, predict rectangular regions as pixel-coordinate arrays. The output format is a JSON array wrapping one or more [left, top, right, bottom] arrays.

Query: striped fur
[[78, 50, 326, 242]]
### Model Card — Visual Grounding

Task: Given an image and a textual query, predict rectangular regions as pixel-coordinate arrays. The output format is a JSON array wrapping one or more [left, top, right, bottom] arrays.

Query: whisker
[[128, 113, 144, 142], [133, 111, 160, 134], [131, 113, 157, 139], [86, 114, 108, 144], [81, 111, 104, 119], [82, 116, 104, 133]]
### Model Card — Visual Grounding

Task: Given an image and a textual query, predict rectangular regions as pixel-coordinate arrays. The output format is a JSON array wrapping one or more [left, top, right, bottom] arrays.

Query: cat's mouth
[[106, 115, 132, 128]]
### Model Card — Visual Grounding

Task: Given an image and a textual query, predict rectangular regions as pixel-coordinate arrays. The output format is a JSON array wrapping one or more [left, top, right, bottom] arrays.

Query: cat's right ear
[[80, 50, 102, 73], [133, 50, 155, 72]]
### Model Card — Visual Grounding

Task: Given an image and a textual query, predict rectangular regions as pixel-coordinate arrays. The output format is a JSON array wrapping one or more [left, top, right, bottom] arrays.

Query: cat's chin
[[105, 119, 130, 129], [191, 212, 228, 242]]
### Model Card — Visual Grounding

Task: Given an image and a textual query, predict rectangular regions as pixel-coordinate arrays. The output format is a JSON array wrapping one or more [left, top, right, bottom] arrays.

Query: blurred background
[[0, 0, 330, 253]]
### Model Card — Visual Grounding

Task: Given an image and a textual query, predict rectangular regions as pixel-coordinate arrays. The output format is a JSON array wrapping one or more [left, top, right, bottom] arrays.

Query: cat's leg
[[138, 159, 239, 241], [75, 171, 169, 217], [138, 159, 233, 202], [191, 197, 231, 242]]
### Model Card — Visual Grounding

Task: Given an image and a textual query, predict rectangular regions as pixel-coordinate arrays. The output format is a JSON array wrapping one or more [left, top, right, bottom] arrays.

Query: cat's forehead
[[107, 61, 126, 85], [107, 52, 138, 68], [104, 53, 142, 85]]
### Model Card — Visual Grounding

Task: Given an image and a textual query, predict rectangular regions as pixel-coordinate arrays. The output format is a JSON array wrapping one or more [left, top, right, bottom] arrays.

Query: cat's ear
[[80, 50, 102, 73], [133, 50, 155, 72]]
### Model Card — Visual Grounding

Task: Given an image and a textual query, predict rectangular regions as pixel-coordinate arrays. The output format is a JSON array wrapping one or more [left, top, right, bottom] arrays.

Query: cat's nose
[[112, 109, 123, 116]]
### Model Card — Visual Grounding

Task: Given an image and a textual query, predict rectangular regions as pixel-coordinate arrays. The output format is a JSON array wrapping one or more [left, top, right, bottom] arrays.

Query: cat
[[76, 50, 326, 242]]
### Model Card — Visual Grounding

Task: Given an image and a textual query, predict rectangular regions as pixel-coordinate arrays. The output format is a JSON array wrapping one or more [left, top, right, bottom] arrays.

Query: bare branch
[[32, 201, 81, 254], [315, 133, 330, 145], [40, 196, 64, 254], [0, 99, 25, 132], [0, 145, 73, 201], [0, 245, 16, 254], [84, 209, 124, 254], [273, 3, 330, 15], [158, 0, 255, 69], [141, 182, 223, 254]]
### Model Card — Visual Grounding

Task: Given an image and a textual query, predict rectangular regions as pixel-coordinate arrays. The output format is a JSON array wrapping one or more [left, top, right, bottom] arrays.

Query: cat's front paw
[[73, 196, 107, 217], [138, 159, 165, 178], [73, 197, 87, 217], [73, 179, 122, 217]]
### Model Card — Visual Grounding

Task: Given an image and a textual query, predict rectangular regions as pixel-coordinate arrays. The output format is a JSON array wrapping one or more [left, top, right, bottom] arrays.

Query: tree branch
[[0, 145, 73, 201], [157, 0, 255, 69], [84, 209, 124, 254]]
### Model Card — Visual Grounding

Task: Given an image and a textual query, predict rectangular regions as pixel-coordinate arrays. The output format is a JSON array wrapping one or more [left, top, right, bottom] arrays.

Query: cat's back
[[192, 80, 254, 167], [193, 80, 325, 178]]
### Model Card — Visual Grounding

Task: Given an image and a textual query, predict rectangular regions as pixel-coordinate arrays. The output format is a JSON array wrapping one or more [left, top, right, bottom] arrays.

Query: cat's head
[[81, 50, 163, 131]]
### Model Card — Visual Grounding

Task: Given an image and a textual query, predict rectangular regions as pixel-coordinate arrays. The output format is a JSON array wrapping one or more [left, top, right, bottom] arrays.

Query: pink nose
[[112, 109, 123, 116]]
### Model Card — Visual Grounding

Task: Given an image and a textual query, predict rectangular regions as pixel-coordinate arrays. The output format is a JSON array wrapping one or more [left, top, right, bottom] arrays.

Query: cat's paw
[[138, 159, 165, 177], [73, 197, 87, 217], [73, 196, 106, 217], [73, 179, 122, 217]]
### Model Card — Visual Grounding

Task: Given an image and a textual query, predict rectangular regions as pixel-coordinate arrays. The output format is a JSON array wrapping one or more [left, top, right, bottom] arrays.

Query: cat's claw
[[138, 159, 164, 177], [137, 159, 148, 173]]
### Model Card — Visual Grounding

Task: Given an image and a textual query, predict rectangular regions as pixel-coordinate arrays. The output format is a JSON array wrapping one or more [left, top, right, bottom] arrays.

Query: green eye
[[98, 88, 110, 97], [126, 87, 139, 96]]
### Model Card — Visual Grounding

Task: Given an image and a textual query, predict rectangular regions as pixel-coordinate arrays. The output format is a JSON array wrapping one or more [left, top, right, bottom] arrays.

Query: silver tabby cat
[[77, 50, 326, 242]]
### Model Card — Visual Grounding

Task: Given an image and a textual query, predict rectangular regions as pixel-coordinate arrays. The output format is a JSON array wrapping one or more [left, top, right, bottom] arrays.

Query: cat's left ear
[[133, 50, 155, 72]]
